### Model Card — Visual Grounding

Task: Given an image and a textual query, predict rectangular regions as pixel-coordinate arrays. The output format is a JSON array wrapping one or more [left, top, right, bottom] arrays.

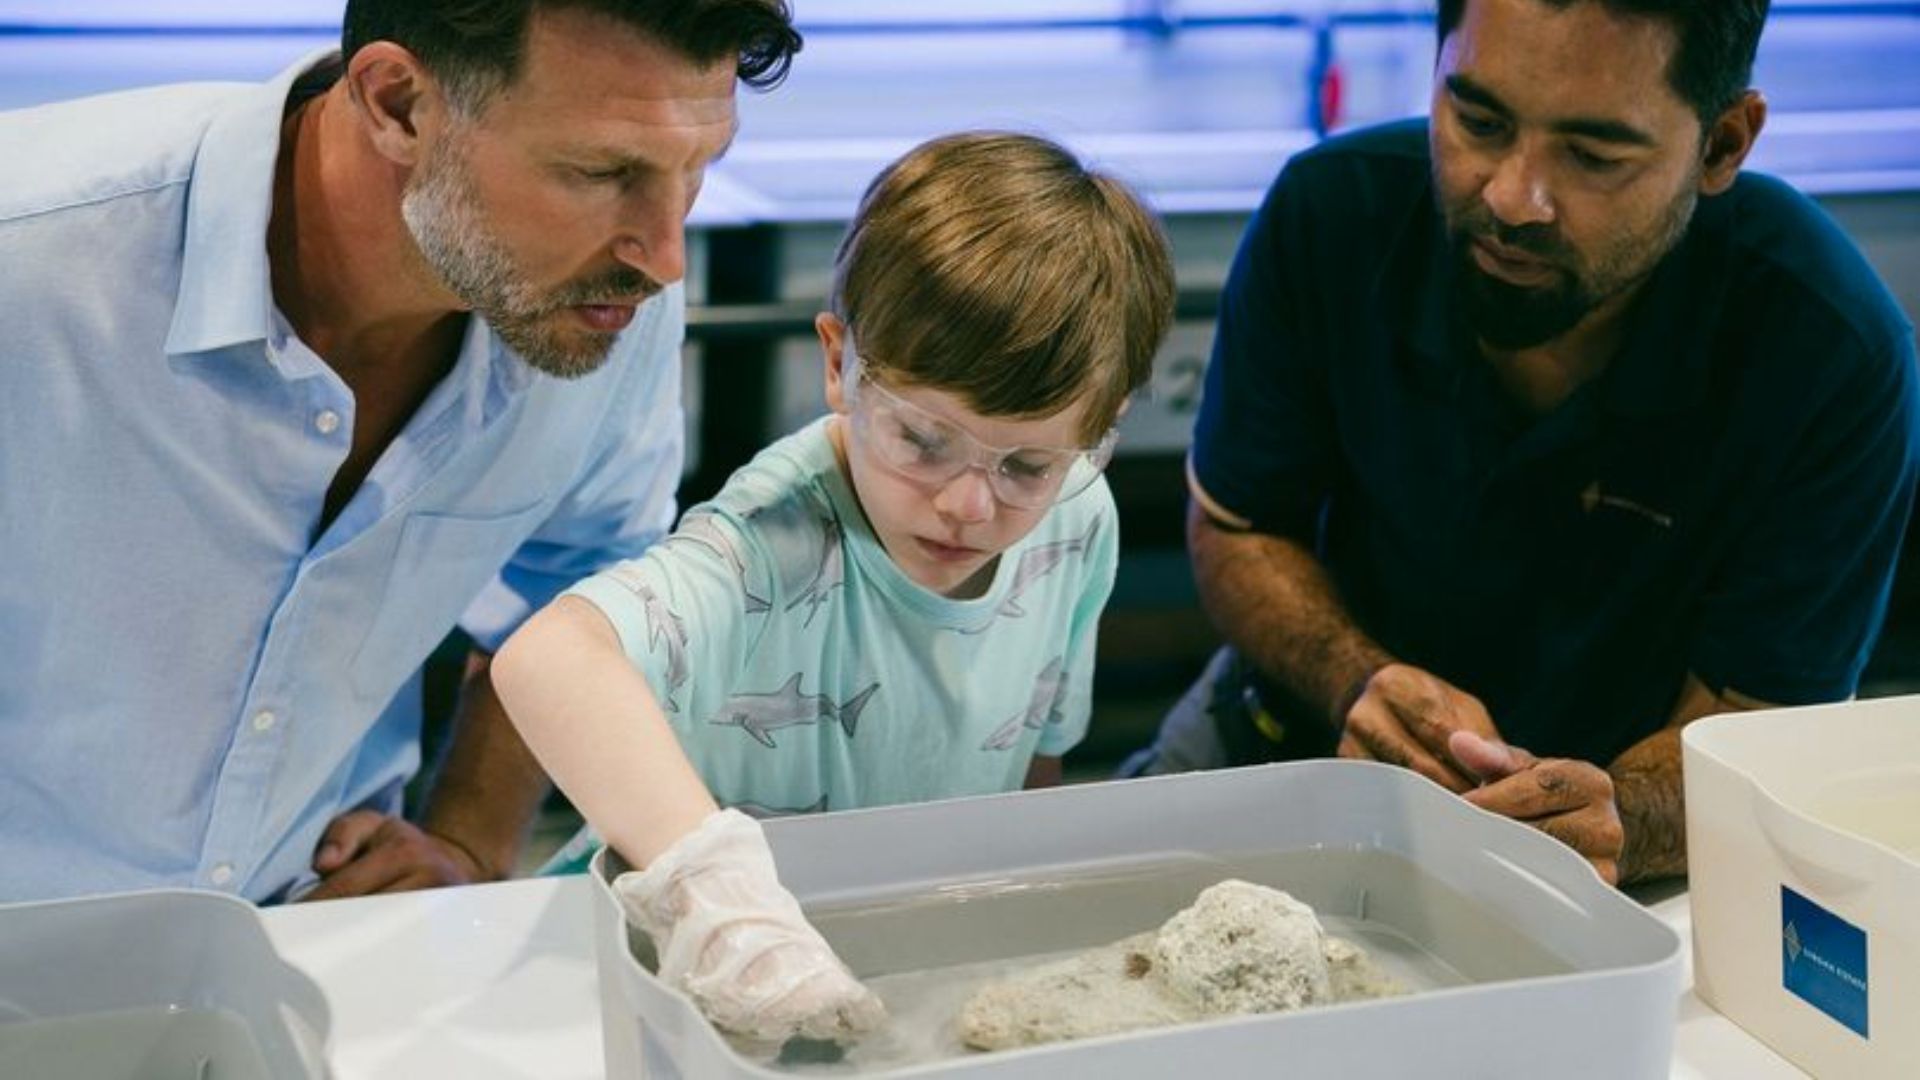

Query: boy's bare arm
[[492, 596, 885, 1042], [492, 596, 718, 867]]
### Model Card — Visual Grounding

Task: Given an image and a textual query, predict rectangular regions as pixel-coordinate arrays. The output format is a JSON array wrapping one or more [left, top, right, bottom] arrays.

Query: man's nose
[[1482, 145, 1555, 228], [611, 198, 688, 286]]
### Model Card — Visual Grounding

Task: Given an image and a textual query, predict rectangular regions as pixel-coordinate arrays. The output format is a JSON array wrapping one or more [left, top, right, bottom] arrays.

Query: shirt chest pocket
[[349, 502, 547, 700]]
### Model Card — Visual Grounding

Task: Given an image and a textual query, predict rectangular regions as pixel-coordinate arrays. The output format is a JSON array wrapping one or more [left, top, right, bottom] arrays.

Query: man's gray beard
[[401, 138, 622, 379]]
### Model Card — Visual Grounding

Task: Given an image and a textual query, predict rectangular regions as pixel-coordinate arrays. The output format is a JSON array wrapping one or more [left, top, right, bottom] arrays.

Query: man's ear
[[817, 312, 850, 414], [1700, 89, 1766, 196], [344, 41, 449, 168]]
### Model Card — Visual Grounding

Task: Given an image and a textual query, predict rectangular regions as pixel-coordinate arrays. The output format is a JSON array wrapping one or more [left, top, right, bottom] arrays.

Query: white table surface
[[260, 875, 1809, 1079]]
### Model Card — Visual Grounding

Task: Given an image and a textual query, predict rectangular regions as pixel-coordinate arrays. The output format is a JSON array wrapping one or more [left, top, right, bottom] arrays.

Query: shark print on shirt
[[783, 515, 844, 628], [961, 515, 1103, 634], [729, 794, 831, 818], [979, 656, 1067, 751], [669, 511, 771, 615], [708, 673, 879, 749], [747, 500, 846, 630], [607, 566, 691, 712]]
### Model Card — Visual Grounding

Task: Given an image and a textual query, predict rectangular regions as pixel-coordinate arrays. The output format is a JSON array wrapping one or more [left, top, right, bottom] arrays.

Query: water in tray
[[0, 1005, 273, 1080], [1807, 768, 1920, 860], [770, 846, 1574, 1074]]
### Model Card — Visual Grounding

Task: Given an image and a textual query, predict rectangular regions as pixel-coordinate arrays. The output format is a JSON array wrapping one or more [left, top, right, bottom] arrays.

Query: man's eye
[[572, 165, 627, 184], [1568, 146, 1624, 172], [1457, 109, 1504, 139]]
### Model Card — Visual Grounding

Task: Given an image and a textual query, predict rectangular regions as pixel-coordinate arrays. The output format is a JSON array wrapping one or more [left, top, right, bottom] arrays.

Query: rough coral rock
[[958, 879, 1404, 1052]]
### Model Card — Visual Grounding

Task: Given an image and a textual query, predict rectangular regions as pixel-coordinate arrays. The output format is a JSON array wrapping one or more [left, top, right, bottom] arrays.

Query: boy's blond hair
[[831, 132, 1175, 443]]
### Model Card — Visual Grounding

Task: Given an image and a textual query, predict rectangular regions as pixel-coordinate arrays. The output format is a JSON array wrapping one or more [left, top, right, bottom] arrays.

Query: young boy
[[493, 132, 1175, 1047]]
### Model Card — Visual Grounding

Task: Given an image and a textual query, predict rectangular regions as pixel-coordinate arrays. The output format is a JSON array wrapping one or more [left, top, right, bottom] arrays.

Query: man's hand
[[302, 809, 495, 901], [1450, 731, 1626, 886], [1336, 664, 1502, 792]]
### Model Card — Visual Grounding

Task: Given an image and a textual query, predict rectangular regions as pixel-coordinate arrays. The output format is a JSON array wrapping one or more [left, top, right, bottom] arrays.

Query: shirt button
[[252, 709, 277, 733], [210, 863, 234, 886], [314, 409, 342, 436]]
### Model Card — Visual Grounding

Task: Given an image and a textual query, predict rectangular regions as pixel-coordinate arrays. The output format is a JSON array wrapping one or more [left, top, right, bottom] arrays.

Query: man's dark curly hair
[[1437, 0, 1768, 123], [343, 0, 800, 109]]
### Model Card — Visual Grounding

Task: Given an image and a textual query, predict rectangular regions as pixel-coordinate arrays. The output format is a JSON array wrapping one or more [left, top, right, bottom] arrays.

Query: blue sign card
[[1781, 885, 1870, 1038]]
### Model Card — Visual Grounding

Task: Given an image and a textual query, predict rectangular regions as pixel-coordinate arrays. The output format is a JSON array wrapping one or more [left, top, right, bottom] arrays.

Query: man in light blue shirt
[[0, 1, 802, 903]]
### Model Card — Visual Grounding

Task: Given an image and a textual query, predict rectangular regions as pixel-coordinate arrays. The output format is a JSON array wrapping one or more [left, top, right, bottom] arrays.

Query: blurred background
[[6, 0, 1918, 856]]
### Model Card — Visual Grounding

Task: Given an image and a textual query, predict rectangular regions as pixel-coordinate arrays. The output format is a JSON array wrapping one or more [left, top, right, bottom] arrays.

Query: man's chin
[[1461, 270, 1590, 351], [495, 318, 619, 379]]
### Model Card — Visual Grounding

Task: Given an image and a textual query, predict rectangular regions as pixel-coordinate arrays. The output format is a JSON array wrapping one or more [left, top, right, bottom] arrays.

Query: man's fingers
[[1384, 692, 1463, 759], [1347, 709, 1474, 792], [1344, 729, 1474, 793], [374, 869, 452, 896], [302, 847, 411, 902], [1533, 810, 1620, 856], [300, 818, 482, 901], [1463, 759, 1601, 820], [1448, 730, 1537, 784], [313, 809, 388, 873], [304, 817, 412, 900]]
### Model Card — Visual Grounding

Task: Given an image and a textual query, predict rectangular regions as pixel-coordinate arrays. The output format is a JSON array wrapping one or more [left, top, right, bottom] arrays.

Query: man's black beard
[[1450, 236, 1598, 350]]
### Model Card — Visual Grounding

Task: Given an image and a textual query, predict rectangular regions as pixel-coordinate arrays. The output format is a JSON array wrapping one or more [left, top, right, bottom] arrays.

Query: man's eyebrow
[[1552, 116, 1657, 148], [551, 126, 738, 171], [1445, 74, 1656, 147], [1445, 75, 1509, 115]]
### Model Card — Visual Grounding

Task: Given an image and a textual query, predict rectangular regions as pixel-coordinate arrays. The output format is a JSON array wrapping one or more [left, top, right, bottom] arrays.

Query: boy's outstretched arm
[[494, 597, 717, 863], [493, 597, 885, 1045]]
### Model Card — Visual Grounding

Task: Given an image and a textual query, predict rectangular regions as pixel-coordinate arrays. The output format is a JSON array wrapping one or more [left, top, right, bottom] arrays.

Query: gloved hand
[[614, 808, 887, 1046]]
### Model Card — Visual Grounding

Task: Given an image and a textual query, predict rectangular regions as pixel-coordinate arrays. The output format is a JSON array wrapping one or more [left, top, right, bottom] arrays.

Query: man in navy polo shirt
[[1126, 0, 1918, 885]]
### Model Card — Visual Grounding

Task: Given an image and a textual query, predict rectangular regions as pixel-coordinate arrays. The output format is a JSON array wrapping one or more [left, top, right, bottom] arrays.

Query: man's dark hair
[[1437, 0, 1768, 123], [343, 0, 801, 109]]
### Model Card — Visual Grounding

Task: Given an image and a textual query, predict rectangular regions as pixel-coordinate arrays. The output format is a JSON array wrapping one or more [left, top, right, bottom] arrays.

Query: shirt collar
[[1375, 183, 1467, 397], [165, 50, 337, 359], [1599, 191, 1733, 419]]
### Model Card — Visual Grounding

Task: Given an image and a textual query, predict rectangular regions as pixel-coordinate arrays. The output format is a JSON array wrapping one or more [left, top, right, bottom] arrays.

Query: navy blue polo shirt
[[1192, 119, 1920, 766]]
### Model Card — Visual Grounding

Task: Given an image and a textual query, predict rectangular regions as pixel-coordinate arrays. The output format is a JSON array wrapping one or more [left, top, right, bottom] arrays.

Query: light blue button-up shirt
[[0, 55, 685, 902]]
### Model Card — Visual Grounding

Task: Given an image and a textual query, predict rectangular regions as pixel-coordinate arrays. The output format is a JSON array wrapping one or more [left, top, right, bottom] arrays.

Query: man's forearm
[[419, 650, 554, 879], [1609, 675, 1768, 885], [1188, 500, 1392, 722], [1608, 727, 1686, 884]]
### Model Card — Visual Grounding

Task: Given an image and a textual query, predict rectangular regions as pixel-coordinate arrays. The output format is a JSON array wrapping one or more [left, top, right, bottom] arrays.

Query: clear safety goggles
[[843, 339, 1115, 510]]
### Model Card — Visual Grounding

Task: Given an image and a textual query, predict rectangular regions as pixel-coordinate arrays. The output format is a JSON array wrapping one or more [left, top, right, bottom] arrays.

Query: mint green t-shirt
[[564, 416, 1116, 822]]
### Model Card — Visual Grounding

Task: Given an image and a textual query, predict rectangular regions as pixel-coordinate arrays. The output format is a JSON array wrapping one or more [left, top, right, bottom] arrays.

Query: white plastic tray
[[1685, 697, 1920, 1079], [0, 889, 331, 1078], [593, 760, 1682, 1079]]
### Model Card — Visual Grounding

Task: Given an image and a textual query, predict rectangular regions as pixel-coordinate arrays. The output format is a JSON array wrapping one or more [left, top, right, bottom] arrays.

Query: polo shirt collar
[[1599, 190, 1733, 419], [1376, 182, 1467, 394], [165, 50, 336, 359]]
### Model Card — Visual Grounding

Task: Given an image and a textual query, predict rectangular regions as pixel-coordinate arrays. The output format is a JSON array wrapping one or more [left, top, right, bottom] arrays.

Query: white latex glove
[[614, 808, 887, 1046]]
